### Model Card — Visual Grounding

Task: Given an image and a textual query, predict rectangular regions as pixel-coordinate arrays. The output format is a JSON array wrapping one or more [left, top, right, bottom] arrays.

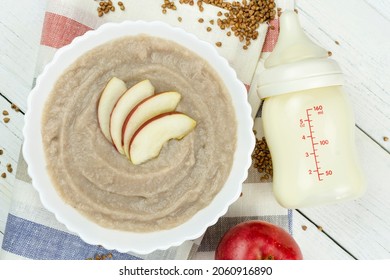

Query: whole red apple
[[215, 220, 303, 260]]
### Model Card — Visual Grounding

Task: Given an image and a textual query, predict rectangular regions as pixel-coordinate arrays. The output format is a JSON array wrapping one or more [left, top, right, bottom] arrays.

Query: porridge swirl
[[42, 35, 237, 232]]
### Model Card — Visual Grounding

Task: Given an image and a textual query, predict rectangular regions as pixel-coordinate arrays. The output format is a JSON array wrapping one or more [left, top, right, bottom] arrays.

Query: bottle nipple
[[257, 10, 343, 98], [265, 10, 329, 68]]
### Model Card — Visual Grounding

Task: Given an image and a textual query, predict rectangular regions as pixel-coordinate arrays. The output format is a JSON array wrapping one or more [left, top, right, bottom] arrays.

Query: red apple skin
[[215, 220, 303, 260], [121, 92, 177, 141], [128, 111, 184, 151]]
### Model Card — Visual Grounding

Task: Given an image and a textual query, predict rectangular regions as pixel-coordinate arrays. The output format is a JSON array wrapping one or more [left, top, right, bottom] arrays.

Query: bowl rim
[[23, 20, 255, 254]]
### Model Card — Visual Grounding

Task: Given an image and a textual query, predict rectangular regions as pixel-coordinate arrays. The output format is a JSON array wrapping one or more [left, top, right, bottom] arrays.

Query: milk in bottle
[[257, 11, 365, 208]]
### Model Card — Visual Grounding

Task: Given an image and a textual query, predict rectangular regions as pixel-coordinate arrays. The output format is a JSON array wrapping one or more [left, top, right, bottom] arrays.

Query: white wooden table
[[1, 0, 389, 259]]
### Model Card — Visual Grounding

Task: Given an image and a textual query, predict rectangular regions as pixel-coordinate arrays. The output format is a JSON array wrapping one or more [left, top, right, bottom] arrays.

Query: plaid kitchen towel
[[1, 0, 293, 260]]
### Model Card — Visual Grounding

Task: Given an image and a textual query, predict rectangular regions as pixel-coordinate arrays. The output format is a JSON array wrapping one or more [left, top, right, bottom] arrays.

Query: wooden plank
[[292, 210, 355, 260], [299, 128, 390, 259], [0, 97, 24, 245], [0, 0, 45, 252], [0, 0, 45, 112], [296, 0, 390, 152]]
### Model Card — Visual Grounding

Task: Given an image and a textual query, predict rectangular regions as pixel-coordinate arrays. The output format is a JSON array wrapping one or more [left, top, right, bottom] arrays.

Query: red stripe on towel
[[40, 12, 93, 49], [261, 19, 279, 53]]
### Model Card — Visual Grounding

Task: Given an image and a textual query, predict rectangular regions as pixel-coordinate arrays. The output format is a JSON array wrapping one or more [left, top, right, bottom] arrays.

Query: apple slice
[[97, 77, 127, 142], [122, 91, 182, 158], [129, 112, 196, 165], [110, 80, 154, 154]]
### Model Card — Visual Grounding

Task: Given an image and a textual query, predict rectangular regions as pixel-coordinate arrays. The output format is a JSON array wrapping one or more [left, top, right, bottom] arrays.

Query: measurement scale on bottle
[[300, 105, 332, 182]]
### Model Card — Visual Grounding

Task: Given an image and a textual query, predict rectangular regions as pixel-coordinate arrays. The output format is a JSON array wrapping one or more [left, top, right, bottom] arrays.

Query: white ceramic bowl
[[23, 21, 255, 254]]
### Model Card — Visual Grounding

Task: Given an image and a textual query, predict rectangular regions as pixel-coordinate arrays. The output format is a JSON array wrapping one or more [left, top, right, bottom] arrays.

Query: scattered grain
[[301, 225, 307, 231], [162, 0, 277, 49], [11, 103, 20, 112], [252, 136, 273, 180], [197, 0, 204, 12], [161, 0, 177, 12], [1, 173, 6, 179], [383, 136, 388, 142], [215, 41, 222, 47], [198, 18, 204, 23], [207, 26, 212, 32], [178, 16, 182, 22], [335, 40, 340, 45], [2, 110, 9, 116], [6, 164, 12, 173], [3, 117, 10, 123], [328, 51, 333, 57], [118, 1, 125, 10], [89, 252, 114, 260], [317, 225, 323, 231], [95, 0, 125, 16], [0, 149, 3, 155]]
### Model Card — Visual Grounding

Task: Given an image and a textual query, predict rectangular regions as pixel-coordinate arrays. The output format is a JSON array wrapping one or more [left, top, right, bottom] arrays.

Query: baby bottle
[[257, 10, 365, 208]]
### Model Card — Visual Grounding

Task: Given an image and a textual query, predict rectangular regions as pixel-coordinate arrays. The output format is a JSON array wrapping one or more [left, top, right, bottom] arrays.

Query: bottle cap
[[257, 11, 344, 99]]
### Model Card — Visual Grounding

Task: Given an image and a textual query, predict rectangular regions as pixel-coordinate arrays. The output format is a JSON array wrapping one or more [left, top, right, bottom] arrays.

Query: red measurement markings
[[305, 108, 324, 181]]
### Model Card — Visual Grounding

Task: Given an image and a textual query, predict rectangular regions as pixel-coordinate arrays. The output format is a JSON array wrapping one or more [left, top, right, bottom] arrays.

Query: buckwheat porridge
[[41, 35, 237, 232]]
